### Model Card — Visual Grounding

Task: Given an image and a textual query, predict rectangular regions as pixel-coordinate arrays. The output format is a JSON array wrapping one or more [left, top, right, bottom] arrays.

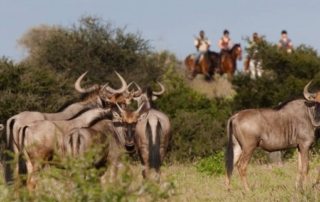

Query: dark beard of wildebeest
[[225, 81, 320, 191], [314, 103, 320, 121]]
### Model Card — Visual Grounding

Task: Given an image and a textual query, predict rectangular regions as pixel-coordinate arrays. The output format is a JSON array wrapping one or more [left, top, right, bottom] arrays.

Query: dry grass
[[177, 65, 236, 99], [0, 156, 320, 201], [160, 156, 320, 202]]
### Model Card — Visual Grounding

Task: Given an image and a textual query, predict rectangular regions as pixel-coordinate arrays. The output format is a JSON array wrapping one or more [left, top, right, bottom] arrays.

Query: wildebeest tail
[[225, 117, 234, 178], [17, 126, 28, 177], [6, 117, 15, 148], [3, 118, 16, 184], [147, 120, 161, 171]]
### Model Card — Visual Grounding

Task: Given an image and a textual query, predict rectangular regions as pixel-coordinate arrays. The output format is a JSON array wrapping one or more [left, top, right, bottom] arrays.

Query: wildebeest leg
[[225, 137, 242, 190], [25, 153, 38, 191], [296, 146, 309, 190], [237, 147, 255, 191], [233, 137, 242, 166]]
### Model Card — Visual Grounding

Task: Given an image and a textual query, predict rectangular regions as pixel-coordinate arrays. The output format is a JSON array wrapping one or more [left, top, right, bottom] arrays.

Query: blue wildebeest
[[12, 108, 112, 190], [127, 82, 171, 181], [225, 81, 320, 191]]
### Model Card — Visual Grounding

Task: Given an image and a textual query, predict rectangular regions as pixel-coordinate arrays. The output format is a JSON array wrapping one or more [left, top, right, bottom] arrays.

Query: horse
[[219, 44, 242, 80], [184, 51, 220, 81]]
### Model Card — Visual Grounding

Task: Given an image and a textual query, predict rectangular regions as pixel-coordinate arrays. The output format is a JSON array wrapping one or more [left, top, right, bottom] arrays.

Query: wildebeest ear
[[138, 112, 148, 122], [151, 95, 158, 101], [112, 111, 122, 121]]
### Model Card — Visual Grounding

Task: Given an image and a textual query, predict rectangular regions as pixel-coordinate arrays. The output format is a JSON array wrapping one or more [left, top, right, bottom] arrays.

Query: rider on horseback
[[194, 30, 211, 67], [218, 29, 233, 51], [218, 29, 233, 67], [278, 30, 293, 53]]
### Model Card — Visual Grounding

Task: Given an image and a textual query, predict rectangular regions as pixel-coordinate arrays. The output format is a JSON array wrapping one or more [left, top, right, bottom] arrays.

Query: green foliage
[[195, 151, 224, 176], [0, 149, 175, 201], [19, 16, 165, 86], [233, 39, 320, 111], [157, 70, 232, 161]]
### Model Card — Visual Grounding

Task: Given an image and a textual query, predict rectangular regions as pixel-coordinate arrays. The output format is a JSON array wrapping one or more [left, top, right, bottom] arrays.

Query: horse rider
[[245, 32, 263, 78], [278, 30, 293, 53], [218, 29, 233, 66], [218, 29, 233, 51], [246, 32, 260, 64], [194, 30, 211, 67]]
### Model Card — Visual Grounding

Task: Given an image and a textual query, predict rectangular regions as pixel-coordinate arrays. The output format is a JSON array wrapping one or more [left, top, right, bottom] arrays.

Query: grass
[[0, 154, 320, 201]]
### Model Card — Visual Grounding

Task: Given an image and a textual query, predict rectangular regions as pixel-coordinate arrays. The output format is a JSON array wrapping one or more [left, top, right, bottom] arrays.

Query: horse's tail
[[147, 120, 161, 171], [184, 55, 191, 66], [225, 117, 234, 179]]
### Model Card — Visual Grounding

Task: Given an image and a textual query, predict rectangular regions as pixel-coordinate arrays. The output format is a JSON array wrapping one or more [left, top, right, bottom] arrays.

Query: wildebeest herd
[[0, 70, 320, 192], [1, 71, 170, 190]]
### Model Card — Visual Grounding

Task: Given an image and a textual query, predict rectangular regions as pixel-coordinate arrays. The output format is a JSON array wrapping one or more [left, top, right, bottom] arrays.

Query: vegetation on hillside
[[1, 15, 320, 199]]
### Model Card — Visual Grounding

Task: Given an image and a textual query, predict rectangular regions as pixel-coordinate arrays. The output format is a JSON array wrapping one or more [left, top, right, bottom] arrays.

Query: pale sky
[[0, 0, 319, 61]]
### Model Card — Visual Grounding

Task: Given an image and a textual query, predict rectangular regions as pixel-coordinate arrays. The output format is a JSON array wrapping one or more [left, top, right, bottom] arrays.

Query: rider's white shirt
[[194, 38, 210, 52]]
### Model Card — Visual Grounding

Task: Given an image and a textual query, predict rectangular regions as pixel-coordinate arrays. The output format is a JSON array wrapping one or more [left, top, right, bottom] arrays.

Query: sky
[[0, 0, 319, 62]]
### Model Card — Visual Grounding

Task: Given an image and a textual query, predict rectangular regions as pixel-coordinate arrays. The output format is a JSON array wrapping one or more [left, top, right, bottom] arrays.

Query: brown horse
[[219, 44, 242, 80], [184, 51, 220, 81]]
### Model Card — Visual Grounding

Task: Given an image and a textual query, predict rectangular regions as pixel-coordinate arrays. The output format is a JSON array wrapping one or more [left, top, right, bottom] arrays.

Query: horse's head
[[232, 44, 242, 61]]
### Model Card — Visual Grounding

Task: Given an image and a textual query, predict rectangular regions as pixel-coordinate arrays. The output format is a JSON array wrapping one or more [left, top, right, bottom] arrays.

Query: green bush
[[195, 151, 224, 176]]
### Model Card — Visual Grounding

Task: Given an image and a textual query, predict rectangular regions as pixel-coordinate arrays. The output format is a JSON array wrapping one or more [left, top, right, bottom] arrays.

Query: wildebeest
[[64, 118, 126, 183], [6, 71, 128, 152], [225, 81, 320, 191], [127, 82, 171, 181], [8, 108, 111, 190]]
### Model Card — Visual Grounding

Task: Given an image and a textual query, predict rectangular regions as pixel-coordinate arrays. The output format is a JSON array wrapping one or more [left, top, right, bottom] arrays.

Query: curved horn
[[134, 103, 145, 114], [116, 103, 125, 114], [152, 82, 165, 96], [74, 71, 99, 93], [105, 72, 128, 94], [132, 82, 142, 97], [0, 124, 3, 131], [303, 81, 316, 101]]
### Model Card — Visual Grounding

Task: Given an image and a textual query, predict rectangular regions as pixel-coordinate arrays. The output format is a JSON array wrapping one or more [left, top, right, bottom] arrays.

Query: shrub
[[195, 151, 224, 176]]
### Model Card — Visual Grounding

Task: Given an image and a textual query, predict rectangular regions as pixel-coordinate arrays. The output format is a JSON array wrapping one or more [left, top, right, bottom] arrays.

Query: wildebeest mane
[[66, 107, 93, 120], [56, 98, 79, 112], [273, 96, 303, 110], [87, 112, 113, 128]]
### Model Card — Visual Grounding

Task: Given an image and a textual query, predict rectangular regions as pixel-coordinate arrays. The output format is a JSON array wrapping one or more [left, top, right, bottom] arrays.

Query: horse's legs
[[296, 146, 310, 190], [237, 147, 255, 191]]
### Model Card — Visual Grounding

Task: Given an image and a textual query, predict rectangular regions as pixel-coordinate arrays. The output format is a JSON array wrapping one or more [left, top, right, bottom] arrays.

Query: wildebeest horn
[[116, 103, 125, 114], [0, 124, 3, 131], [303, 81, 316, 101], [104, 72, 128, 94], [131, 81, 142, 97], [75, 71, 99, 93], [152, 82, 165, 96], [134, 103, 145, 114]]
